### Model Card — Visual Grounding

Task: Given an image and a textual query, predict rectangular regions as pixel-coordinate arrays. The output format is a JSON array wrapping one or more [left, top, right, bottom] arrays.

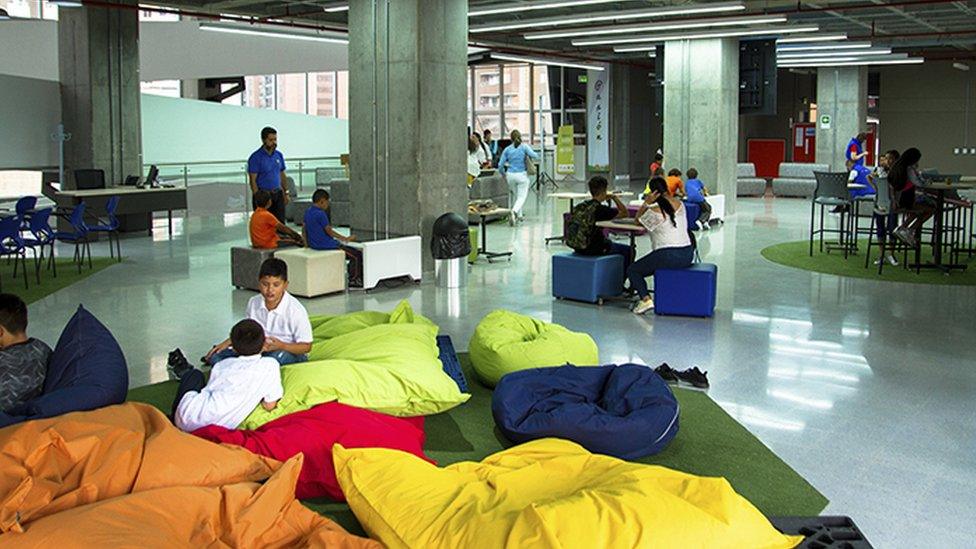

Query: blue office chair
[[53, 202, 92, 273], [22, 207, 56, 281], [0, 216, 29, 290], [88, 196, 121, 261], [15, 196, 37, 231]]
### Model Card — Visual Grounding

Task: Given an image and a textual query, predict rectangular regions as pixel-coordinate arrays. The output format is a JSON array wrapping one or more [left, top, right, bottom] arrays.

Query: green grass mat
[[127, 354, 828, 535], [762, 239, 976, 285], [2, 257, 119, 304]]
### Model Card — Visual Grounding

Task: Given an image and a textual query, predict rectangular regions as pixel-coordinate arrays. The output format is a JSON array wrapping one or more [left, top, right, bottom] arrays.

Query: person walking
[[247, 126, 290, 223], [497, 130, 539, 225]]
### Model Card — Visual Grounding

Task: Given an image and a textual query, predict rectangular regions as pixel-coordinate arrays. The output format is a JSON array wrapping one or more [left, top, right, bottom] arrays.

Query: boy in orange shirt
[[666, 168, 685, 198], [249, 190, 304, 249]]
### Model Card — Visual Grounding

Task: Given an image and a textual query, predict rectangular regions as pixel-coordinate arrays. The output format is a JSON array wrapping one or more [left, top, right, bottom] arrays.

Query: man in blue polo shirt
[[248, 126, 290, 222]]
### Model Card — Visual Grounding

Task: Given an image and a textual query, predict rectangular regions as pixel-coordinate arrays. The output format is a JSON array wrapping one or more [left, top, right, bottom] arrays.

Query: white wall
[[142, 94, 348, 164], [0, 74, 61, 170], [0, 20, 349, 82]]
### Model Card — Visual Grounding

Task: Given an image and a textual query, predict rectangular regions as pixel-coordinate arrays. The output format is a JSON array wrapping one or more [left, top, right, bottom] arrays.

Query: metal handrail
[[142, 155, 346, 191]]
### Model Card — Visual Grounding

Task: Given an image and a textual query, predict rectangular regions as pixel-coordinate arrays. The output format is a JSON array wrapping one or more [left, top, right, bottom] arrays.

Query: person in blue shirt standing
[[304, 189, 363, 287], [683, 168, 712, 230], [497, 129, 540, 225], [248, 126, 290, 222]]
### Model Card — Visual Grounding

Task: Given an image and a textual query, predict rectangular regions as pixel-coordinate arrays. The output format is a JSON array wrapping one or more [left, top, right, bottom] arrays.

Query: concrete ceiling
[[135, 0, 976, 62]]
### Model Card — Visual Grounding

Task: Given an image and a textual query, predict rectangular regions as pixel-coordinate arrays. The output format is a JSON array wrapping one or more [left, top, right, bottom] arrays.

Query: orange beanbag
[[0, 403, 378, 548]]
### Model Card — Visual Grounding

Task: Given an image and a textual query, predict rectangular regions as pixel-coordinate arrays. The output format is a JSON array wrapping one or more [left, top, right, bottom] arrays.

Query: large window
[[467, 62, 586, 147]]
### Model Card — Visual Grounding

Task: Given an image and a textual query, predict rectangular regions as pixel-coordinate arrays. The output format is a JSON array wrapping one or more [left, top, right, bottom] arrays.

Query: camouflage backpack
[[566, 200, 601, 252]]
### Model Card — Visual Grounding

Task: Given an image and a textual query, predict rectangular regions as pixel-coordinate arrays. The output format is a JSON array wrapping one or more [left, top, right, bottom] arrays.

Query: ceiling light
[[953, 62, 970, 71], [470, 1, 744, 33], [470, 0, 625, 17], [323, 3, 348, 12], [778, 57, 924, 68], [529, 14, 785, 41], [199, 24, 348, 44], [572, 16, 786, 46], [490, 53, 605, 71], [777, 48, 893, 59], [50, 0, 83, 6], [777, 34, 847, 44], [777, 41, 873, 52], [611, 25, 819, 52]]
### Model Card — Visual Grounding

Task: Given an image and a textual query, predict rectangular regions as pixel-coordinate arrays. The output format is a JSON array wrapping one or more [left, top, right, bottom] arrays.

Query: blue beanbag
[[0, 305, 128, 428], [492, 363, 679, 459]]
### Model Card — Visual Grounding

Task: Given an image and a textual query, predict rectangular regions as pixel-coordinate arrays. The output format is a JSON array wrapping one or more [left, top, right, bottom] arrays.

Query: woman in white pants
[[497, 130, 539, 225]]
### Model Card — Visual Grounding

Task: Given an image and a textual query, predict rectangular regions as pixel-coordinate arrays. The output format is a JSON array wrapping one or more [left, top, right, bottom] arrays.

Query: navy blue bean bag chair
[[0, 305, 128, 429], [492, 363, 679, 460]]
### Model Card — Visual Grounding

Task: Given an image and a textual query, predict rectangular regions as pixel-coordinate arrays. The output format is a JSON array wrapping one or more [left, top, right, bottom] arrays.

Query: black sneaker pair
[[167, 348, 193, 381], [654, 363, 709, 389]]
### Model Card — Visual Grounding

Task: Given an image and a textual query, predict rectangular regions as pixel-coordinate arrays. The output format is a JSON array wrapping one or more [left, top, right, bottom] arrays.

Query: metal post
[[183, 165, 188, 187]]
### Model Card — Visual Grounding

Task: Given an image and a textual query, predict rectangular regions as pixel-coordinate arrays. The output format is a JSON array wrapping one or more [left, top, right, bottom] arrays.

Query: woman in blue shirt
[[497, 130, 540, 225]]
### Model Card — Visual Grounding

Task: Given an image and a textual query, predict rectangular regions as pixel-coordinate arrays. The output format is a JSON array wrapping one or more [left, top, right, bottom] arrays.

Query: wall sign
[[819, 114, 831, 129], [586, 67, 610, 172]]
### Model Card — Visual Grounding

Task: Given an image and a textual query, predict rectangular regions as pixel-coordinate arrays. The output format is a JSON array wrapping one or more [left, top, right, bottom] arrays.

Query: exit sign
[[578, 74, 588, 83]]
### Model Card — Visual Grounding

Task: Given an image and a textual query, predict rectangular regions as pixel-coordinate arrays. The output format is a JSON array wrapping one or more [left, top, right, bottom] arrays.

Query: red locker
[[747, 139, 786, 178]]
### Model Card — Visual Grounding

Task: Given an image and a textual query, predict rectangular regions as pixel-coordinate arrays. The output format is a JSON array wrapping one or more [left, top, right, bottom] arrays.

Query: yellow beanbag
[[334, 439, 802, 549]]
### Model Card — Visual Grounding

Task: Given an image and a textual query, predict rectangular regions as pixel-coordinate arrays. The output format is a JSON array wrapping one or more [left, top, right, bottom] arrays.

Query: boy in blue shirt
[[304, 189, 363, 287], [683, 168, 712, 230]]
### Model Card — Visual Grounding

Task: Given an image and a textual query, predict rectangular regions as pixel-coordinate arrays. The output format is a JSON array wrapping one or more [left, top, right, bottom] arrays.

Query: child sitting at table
[[665, 169, 686, 198], [683, 168, 711, 231], [566, 176, 632, 276], [249, 190, 304, 249]]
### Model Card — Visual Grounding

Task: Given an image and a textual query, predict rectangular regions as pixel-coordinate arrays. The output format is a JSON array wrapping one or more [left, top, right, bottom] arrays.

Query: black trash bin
[[431, 213, 471, 288]]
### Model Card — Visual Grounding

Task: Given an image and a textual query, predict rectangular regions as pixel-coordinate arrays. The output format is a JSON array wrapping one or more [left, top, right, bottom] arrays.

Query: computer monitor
[[74, 169, 106, 190], [145, 165, 159, 187]]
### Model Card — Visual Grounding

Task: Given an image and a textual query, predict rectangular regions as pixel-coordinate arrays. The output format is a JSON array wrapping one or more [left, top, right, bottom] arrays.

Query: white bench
[[346, 235, 422, 291], [274, 248, 346, 298]]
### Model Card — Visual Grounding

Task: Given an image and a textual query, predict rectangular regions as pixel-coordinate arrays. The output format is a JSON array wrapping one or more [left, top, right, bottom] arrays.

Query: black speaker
[[739, 39, 777, 115]]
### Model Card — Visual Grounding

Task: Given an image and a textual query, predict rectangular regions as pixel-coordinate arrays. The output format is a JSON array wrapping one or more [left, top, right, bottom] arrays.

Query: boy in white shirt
[[203, 258, 313, 367], [172, 319, 282, 432]]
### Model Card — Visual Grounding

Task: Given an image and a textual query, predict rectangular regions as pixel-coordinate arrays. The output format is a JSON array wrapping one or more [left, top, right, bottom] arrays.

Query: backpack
[[566, 200, 601, 252]]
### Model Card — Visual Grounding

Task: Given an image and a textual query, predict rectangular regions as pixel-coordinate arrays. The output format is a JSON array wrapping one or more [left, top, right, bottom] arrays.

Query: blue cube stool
[[552, 253, 623, 304], [653, 263, 717, 317], [684, 202, 701, 230]]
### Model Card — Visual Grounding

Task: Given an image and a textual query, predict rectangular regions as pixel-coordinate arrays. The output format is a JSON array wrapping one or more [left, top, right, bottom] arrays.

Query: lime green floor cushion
[[468, 310, 598, 387], [241, 323, 469, 429], [309, 300, 435, 341], [334, 439, 802, 549]]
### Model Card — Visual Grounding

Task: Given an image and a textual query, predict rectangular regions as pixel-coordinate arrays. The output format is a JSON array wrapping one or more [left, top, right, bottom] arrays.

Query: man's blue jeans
[[208, 348, 308, 367]]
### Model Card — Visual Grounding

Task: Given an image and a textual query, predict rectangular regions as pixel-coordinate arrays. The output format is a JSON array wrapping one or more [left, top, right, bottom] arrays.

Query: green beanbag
[[309, 300, 434, 344], [468, 310, 599, 387], [240, 304, 468, 429]]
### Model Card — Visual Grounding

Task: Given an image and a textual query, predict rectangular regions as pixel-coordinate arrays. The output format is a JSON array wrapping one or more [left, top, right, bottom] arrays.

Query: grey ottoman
[[231, 247, 275, 291]]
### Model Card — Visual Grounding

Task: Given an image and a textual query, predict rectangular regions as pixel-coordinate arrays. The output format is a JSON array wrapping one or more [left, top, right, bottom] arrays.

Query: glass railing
[[143, 155, 346, 197]]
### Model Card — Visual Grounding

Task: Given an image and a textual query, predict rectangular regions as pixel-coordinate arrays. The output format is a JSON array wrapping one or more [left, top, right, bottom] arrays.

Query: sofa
[[328, 178, 351, 227], [736, 163, 767, 197], [771, 162, 829, 198], [231, 247, 275, 290]]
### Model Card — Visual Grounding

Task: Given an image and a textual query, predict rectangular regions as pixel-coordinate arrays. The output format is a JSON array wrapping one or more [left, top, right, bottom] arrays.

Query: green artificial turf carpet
[[127, 354, 828, 536], [762, 239, 976, 285], [4, 257, 118, 304]]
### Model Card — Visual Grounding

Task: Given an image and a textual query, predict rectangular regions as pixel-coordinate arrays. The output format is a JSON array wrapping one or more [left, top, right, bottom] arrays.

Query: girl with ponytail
[[629, 177, 694, 315]]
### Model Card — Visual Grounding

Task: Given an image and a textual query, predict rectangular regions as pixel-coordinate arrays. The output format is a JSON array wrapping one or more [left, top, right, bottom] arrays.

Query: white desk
[[629, 193, 726, 223]]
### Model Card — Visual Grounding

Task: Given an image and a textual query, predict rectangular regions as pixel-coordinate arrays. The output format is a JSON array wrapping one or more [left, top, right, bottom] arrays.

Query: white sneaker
[[886, 254, 899, 266], [701, 221, 711, 231], [632, 299, 655, 315]]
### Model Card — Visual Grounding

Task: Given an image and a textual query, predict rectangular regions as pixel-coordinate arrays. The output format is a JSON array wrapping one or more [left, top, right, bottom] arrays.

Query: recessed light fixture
[[50, 0, 83, 6], [953, 62, 970, 71], [490, 53, 605, 71], [323, 3, 348, 12], [470, 0, 628, 17], [528, 14, 786, 41], [777, 41, 874, 52], [611, 25, 819, 52], [778, 57, 924, 68], [470, 1, 745, 33], [777, 34, 847, 44], [777, 48, 893, 59], [199, 24, 348, 44]]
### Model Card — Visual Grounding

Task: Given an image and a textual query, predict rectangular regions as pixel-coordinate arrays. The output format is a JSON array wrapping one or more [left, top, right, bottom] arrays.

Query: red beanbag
[[193, 402, 431, 500]]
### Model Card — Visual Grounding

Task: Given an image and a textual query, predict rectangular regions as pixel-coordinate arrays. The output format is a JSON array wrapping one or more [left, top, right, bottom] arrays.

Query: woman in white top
[[497, 129, 540, 225], [629, 176, 695, 315], [474, 131, 491, 166], [467, 134, 482, 185]]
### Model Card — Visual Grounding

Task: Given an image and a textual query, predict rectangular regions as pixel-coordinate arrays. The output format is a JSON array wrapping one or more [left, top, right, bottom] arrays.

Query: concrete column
[[663, 38, 738, 213], [815, 67, 867, 171], [58, 3, 141, 189], [348, 0, 468, 272], [609, 64, 656, 184]]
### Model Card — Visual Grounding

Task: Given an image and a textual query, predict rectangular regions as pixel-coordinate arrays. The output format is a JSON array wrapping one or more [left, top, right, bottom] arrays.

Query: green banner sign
[[556, 124, 575, 174]]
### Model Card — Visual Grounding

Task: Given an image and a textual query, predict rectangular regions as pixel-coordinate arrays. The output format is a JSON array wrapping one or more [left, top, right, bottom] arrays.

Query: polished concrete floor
[[26, 184, 976, 549]]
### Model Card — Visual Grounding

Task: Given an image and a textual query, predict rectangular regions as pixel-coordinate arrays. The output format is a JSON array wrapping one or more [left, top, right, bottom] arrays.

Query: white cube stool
[[274, 248, 346, 298]]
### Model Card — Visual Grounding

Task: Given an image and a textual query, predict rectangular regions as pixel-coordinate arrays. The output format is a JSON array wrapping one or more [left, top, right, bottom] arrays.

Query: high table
[[911, 181, 975, 273], [474, 207, 513, 263], [596, 218, 647, 256], [546, 191, 634, 244], [42, 184, 188, 235]]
